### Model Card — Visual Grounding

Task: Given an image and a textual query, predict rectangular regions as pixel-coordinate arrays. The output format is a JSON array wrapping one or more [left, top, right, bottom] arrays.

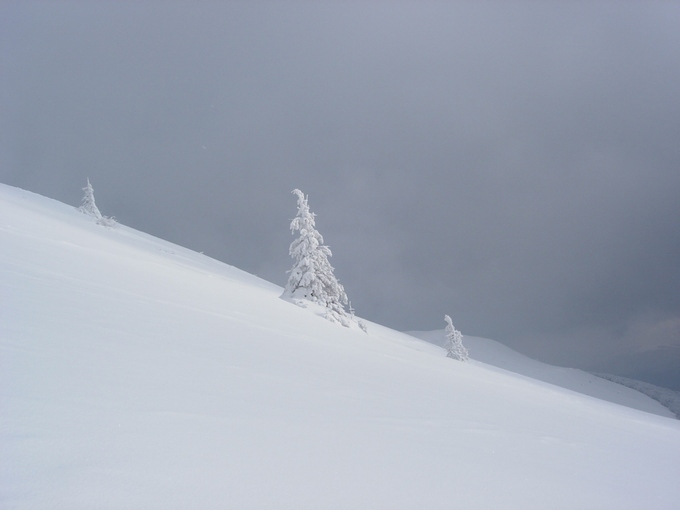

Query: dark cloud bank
[[2, 2, 679, 388]]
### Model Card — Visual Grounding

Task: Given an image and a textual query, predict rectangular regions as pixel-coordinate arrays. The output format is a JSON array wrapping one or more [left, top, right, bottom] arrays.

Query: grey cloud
[[1, 1, 679, 383]]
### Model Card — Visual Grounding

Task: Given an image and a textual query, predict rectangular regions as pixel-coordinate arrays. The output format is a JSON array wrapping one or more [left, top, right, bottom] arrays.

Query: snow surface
[[409, 330, 675, 418], [3, 183, 680, 509]]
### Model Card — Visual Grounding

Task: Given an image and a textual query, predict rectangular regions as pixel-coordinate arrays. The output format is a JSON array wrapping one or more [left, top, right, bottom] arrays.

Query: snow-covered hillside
[[409, 330, 675, 417], [3, 183, 680, 509]]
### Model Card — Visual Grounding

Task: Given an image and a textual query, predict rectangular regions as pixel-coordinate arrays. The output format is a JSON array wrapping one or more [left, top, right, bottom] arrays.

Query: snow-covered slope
[[409, 330, 674, 417], [3, 183, 680, 509]]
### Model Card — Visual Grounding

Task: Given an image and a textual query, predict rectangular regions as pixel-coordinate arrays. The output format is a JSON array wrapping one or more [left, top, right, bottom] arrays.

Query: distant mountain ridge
[[409, 330, 677, 417], [586, 345, 680, 392]]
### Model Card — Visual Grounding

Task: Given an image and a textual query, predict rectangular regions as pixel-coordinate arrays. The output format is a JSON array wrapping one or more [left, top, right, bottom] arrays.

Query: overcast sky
[[2, 1, 679, 370]]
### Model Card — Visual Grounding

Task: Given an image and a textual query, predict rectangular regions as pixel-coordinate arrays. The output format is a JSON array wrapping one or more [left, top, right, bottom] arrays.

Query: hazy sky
[[2, 1, 679, 370]]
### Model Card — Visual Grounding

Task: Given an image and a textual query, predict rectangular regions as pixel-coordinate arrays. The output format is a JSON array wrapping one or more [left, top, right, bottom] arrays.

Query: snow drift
[[2, 183, 680, 509]]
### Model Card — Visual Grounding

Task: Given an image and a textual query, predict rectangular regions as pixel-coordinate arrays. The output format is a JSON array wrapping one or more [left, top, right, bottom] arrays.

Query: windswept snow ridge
[[2, 183, 680, 509]]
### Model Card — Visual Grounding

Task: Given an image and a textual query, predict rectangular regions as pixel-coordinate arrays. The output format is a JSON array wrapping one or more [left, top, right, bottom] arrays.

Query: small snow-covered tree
[[79, 178, 116, 227], [79, 178, 102, 218], [282, 189, 350, 326], [444, 314, 468, 361]]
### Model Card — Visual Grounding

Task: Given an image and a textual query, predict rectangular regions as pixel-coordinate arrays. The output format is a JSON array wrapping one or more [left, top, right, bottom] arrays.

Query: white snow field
[[2, 183, 680, 509]]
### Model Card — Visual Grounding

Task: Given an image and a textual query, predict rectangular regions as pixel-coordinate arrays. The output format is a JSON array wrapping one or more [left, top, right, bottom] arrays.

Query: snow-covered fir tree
[[78, 179, 116, 227], [444, 314, 469, 361], [79, 179, 102, 219], [282, 189, 351, 326]]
